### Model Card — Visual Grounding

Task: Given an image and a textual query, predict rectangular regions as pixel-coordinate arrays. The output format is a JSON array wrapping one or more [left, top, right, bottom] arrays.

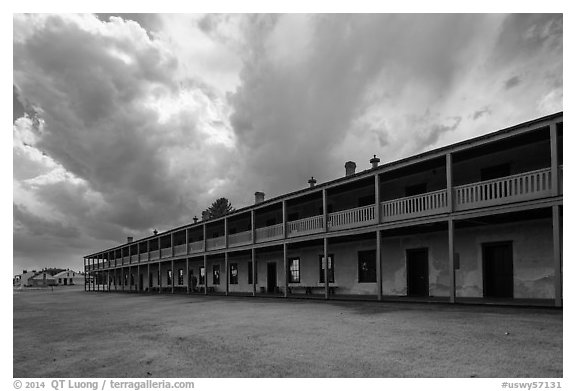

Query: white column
[[448, 218, 455, 303], [324, 237, 329, 299], [376, 230, 382, 301], [550, 122, 559, 196], [552, 205, 562, 307]]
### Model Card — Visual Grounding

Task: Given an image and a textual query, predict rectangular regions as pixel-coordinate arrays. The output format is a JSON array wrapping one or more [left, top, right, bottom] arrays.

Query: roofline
[[84, 111, 562, 258]]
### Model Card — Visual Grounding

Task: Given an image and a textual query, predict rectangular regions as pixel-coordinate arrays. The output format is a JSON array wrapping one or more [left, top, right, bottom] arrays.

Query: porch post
[[251, 248, 256, 296], [147, 263, 150, 293], [171, 260, 175, 294], [324, 237, 329, 300], [137, 265, 140, 293], [158, 262, 162, 294], [83, 258, 86, 291], [552, 205, 562, 307], [203, 255, 208, 295], [92, 259, 95, 291], [283, 243, 288, 298], [374, 173, 380, 224], [225, 252, 229, 296], [446, 153, 453, 212], [550, 121, 559, 196], [448, 218, 456, 303], [322, 189, 328, 232], [186, 258, 190, 294], [376, 230, 382, 301]]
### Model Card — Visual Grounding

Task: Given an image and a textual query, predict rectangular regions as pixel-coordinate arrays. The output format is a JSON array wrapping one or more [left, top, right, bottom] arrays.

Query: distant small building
[[53, 270, 77, 285], [28, 271, 57, 287]]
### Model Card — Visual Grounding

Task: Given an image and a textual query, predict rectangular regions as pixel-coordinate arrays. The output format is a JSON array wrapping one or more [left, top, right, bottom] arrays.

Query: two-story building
[[84, 112, 563, 307]]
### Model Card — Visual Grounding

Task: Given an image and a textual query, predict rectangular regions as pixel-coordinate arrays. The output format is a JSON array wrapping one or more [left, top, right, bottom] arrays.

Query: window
[[178, 269, 184, 285], [358, 250, 377, 283], [167, 270, 172, 286], [319, 254, 335, 283], [58, 278, 62, 284], [125, 274, 129, 285], [199, 267, 205, 285], [230, 263, 238, 284], [213, 265, 220, 285], [289, 258, 300, 283]]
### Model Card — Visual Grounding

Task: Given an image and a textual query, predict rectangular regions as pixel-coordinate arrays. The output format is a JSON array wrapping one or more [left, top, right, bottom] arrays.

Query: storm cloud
[[13, 13, 562, 274]]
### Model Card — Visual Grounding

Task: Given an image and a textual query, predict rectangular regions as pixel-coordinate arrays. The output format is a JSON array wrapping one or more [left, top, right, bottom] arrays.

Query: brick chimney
[[308, 176, 317, 188], [370, 155, 380, 169], [127, 236, 133, 243], [345, 161, 356, 176], [255, 191, 265, 204]]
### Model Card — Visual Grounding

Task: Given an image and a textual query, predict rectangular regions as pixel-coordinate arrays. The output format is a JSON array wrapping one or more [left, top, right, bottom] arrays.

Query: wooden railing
[[206, 236, 226, 250], [160, 248, 171, 258], [287, 215, 324, 237], [189, 241, 204, 253], [130, 255, 137, 263], [381, 189, 448, 222], [454, 167, 552, 211], [255, 223, 284, 243], [149, 250, 159, 260], [328, 204, 375, 231], [174, 244, 187, 256], [228, 231, 252, 247]]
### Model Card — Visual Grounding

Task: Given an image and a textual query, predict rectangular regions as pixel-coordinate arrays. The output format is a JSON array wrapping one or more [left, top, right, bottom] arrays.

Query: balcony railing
[[130, 255, 137, 263], [381, 189, 448, 222], [160, 248, 172, 258], [206, 236, 226, 250], [189, 241, 204, 253], [150, 250, 159, 260], [255, 223, 284, 243], [287, 215, 324, 237], [454, 167, 552, 211], [328, 204, 375, 231], [228, 231, 252, 247], [174, 244, 187, 256]]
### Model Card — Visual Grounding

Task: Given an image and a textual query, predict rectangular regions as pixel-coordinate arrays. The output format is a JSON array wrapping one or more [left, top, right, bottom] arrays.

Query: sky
[[12, 13, 563, 274]]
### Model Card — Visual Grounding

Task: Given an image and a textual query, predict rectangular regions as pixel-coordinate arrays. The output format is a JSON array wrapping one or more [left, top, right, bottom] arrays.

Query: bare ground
[[13, 286, 562, 378]]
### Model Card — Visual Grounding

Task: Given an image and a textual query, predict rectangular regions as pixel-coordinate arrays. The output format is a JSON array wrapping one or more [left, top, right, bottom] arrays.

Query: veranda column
[[376, 230, 382, 301], [158, 262, 162, 294], [446, 153, 454, 212], [147, 263, 150, 294], [251, 210, 256, 296], [83, 258, 86, 291], [92, 259, 96, 291], [138, 265, 141, 293], [552, 205, 562, 307], [324, 237, 329, 300], [448, 218, 456, 303], [225, 252, 229, 296], [186, 258, 190, 294], [251, 248, 256, 296], [375, 173, 382, 301], [283, 243, 288, 298], [550, 121, 559, 196], [203, 255, 208, 295], [282, 201, 288, 298], [171, 260, 175, 294]]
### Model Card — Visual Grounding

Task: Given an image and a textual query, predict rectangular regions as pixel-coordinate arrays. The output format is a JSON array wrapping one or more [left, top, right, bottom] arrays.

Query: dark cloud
[[472, 107, 491, 120], [504, 75, 521, 90]]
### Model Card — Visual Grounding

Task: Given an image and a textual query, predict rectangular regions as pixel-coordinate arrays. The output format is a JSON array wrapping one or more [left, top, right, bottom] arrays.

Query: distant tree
[[202, 197, 235, 219]]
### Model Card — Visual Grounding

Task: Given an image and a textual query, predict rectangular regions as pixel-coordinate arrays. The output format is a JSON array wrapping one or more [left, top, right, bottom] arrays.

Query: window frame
[[358, 249, 377, 283], [318, 254, 335, 283], [230, 263, 238, 284], [288, 257, 300, 283]]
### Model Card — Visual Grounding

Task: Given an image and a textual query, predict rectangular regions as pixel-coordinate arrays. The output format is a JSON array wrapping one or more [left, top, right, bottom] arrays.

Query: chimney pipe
[[308, 176, 317, 187], [370, 155, 380, 169], [127, 236, 133, 243], [193, 216, 198, 224], [255, 191, 265, 204], [345, 161, 356, 176]]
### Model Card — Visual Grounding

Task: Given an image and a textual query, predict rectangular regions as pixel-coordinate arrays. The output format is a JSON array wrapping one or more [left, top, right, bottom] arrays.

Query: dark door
[[407, 248, 429, 297], [267, 262, 277, 293], [483, 242, 513, 298]]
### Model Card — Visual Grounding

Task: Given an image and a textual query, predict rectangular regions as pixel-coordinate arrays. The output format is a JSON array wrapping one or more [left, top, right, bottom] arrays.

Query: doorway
[[267, 262, 277, 293], [483, 241, 513, 298], [406, 248, 429, 297]]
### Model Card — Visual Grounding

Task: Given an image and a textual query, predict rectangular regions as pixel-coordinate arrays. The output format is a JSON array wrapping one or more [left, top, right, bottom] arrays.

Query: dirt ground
[[13, 285, 562, 378]]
